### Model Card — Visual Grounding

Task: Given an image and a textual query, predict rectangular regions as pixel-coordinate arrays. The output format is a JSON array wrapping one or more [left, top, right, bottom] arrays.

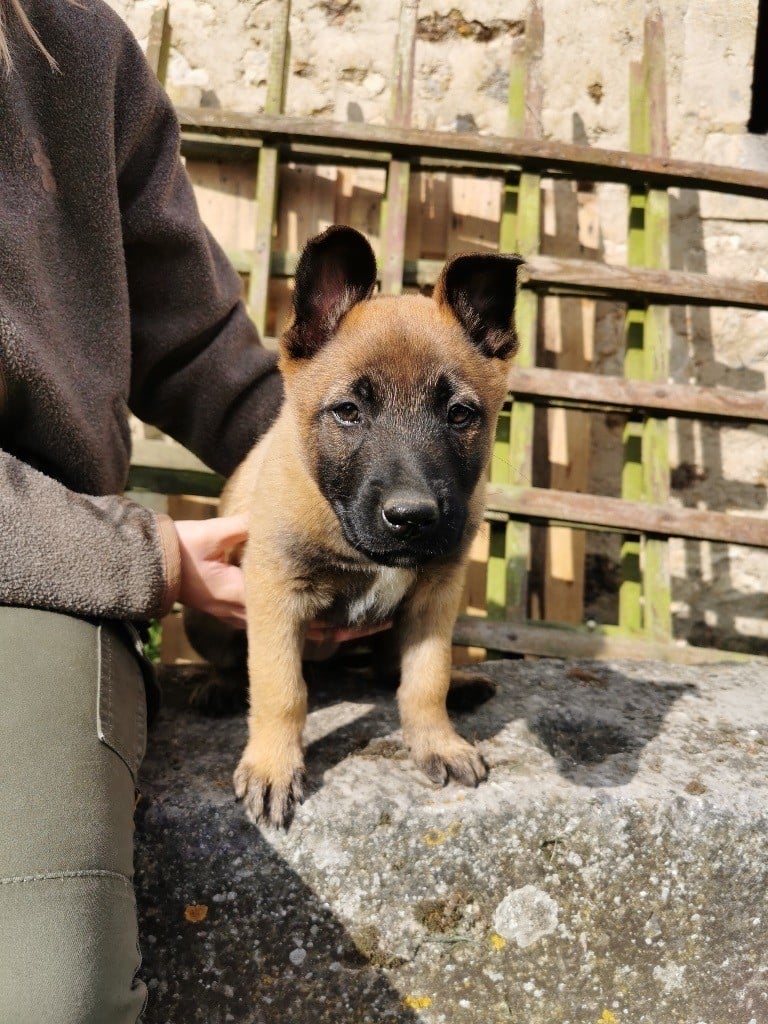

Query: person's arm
[[0, 445, 260, 626], [0, 448, 180, 620], [0, 10, 279, 625], [115, 32, 283, 477]]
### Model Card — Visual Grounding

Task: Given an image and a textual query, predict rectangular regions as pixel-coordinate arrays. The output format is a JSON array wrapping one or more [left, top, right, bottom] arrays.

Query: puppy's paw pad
[[447, 670, 497, 712]]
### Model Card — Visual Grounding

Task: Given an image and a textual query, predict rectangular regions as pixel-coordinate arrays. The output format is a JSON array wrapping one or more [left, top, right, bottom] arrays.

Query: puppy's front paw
[[410, 731, 488, 788], [233, 745, 306, 829]]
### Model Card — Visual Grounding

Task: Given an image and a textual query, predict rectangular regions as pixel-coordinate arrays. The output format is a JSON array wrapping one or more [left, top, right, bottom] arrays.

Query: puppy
[[189, 225, 521, 827]]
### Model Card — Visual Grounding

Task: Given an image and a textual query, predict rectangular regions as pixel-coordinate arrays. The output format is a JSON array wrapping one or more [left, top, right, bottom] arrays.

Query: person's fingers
[[332, 620, 393, 643], [302, 637, 340, 662], [207, 563, 247, 606], [306, 619, 393, 645], [216, 606, 248, 630], [204, 513, 249, 551]]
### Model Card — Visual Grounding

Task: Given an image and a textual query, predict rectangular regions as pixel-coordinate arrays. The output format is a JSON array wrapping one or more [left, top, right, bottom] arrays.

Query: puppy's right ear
[[282, 225, 378, 360]]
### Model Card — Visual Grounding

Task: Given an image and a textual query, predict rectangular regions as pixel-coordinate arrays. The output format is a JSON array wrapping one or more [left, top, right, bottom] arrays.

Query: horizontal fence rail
[[485, 485, 768, 549], [177, 108, 768, 198], [128, 439, 224, 497], [224, 249, 768, 313], [452, 616, 765, 665], [506, 367, 768, 423], [127, 445, 768, 550]]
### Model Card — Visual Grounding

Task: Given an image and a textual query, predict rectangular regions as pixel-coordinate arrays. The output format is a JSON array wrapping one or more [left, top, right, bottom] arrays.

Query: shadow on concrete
[[306, 653, 698, 789], [135, 672, 419, 1024], [440, 659, 698, 788], [522, 677, 696, 786], [173, 648, 699, 798]]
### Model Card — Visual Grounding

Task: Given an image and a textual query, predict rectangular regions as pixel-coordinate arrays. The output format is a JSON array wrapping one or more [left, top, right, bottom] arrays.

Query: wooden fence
[[129, 0, 768, 665]]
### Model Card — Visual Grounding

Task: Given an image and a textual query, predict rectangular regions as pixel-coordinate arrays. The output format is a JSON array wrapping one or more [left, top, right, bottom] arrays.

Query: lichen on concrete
[[492, 885, 559, 948]]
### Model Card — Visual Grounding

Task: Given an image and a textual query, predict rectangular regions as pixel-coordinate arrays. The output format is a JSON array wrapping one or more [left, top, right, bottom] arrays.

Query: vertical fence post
[[619, 63, 647, 635], [248, 0, 291, 342], [641, 11, 672, 642], [488, 0, 542, 622], [379, 0, 418, 295], [146, 0, 171, 85], [619, 10, 672, 640]]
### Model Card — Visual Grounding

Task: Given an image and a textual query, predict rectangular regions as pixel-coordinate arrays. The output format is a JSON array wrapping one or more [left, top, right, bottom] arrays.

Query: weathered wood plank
[[248, 0, 291, 338], [130, 439, 213, 474], [539, 159, 596, 623], [490, 0, 544, 623], [506, 366, 768, 423], [523, 254, 768, 310], [379, 0, 417, 295], [638, 12, 672, 643], [127, 466, 223, 498], [175, 108, 768, 198], [128, 440, 224, 497], [485, 484, 768, 550], [619, 60, 649, 635], [452, 615, 764, 665], [146, 0, 171, 84]]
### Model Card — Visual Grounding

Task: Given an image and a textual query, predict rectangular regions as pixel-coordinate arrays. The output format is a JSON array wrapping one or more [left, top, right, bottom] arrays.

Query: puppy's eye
[[332, 402, 361, 425], [447, 403, 477, 427]]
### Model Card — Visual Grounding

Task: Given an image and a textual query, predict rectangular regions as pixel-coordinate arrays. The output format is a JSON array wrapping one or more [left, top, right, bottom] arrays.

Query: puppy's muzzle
[[381, 491, 439, 539]]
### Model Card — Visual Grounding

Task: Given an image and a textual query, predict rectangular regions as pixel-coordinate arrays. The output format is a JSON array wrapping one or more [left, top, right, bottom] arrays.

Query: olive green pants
[[0, 607, 149, 1023]]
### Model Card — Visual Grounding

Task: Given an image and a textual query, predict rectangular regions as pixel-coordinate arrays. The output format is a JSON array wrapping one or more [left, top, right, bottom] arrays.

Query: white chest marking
[[346, 566, 416, 625]]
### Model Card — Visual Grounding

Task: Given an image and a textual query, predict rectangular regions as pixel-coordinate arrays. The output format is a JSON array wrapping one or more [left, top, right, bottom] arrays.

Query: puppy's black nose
[[381, 494, 439, 535]]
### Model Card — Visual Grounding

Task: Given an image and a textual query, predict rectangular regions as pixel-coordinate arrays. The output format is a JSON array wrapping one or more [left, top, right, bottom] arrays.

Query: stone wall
[[108, 0, 768, 652]]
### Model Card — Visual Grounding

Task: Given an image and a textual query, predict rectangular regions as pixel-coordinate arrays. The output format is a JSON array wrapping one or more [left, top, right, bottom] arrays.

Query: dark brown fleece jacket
[[0, 0, 283, 620]]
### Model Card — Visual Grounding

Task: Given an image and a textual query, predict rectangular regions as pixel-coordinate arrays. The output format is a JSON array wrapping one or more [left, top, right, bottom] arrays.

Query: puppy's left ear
[[435, 252, 523, 360]]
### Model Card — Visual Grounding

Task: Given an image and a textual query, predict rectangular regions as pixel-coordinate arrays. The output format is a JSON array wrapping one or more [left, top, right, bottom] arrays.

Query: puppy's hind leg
[[447, 669, 497, 711], [182, 607, 248, 715], [359, 628, 496, 711]]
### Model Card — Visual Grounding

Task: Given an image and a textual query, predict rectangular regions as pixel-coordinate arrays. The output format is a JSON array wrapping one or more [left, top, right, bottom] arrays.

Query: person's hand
[[174, 514, 395, 654], [303, 620, 392, 661], [174, 515, 249, 629]]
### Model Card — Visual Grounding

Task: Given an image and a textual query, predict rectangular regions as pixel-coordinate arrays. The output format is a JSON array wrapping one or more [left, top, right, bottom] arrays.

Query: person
[[0, 1, 383, 1019]]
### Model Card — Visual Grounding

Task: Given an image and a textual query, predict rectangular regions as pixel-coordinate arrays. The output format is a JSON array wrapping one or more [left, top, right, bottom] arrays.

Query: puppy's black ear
[[283, 225, 378, 360], [435, 252, 523, 360]]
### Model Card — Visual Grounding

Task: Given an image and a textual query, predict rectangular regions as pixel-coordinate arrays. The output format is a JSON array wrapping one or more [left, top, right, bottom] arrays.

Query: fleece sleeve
[[115, 32, 283, 477], [0, 449, 181, 620]]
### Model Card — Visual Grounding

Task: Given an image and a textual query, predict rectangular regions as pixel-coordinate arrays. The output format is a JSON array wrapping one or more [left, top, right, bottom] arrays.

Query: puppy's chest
[[324, 565, 416, 627]]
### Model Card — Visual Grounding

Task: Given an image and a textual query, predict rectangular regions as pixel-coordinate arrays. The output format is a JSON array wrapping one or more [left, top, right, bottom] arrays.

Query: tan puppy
[[198, 225, 521, 827]]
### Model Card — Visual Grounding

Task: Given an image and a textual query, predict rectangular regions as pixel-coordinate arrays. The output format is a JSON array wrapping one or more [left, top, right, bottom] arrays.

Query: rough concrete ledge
[[135, 657, 768, 1024]]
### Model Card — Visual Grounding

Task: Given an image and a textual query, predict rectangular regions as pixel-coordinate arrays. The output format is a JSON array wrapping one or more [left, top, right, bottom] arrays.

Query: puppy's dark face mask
[[313, 364, 490, 567], [280, 226, 522, 568]]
